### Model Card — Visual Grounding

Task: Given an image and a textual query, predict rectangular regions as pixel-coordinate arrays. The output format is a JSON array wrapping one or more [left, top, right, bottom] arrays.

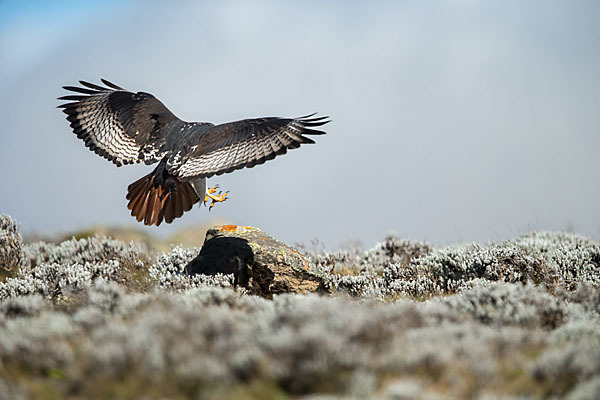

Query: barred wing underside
[[170, 114, 329, 179], [58, 79, 179, 166]]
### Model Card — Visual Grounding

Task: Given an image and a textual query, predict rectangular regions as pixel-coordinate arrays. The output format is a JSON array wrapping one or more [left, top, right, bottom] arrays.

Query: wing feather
[[58, 79, 179, 166], [79, 80, 109, 91], [171, 115, 329, 179], [100, 78, 125, 90]]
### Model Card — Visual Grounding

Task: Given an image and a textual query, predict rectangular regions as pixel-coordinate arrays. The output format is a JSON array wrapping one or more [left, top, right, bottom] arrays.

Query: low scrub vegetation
[[0, 214, 599, 399]]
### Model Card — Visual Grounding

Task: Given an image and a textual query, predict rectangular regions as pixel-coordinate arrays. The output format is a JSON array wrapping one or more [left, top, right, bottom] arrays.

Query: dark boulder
[[186, 225, 327, 298]]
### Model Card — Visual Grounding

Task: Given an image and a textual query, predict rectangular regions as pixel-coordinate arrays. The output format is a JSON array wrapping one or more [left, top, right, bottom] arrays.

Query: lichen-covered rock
[[0, 215, 24, 281], [186, 225, 328, 298]]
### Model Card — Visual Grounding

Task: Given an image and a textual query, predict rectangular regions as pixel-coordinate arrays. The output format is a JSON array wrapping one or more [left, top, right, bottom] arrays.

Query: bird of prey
[[58, 79, 329, 226]]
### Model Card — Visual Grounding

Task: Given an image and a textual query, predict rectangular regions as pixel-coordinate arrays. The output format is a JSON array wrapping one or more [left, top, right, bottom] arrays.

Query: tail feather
[[172, 189, 184, 222], [131, 193, 148, 222], [133, 192, 150, 223], [127, 175, 152, 222], [127, 177, 148, 200], [165, 191, 177, 224], [143, 189, 158, 225], [127, 170, 199, 226], [179, 181, 195, 211]]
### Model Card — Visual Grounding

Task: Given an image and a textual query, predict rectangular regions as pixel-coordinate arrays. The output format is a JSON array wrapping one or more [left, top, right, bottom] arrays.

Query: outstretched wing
[[171, 114, 329, 179], [58, 79, 180, 166]]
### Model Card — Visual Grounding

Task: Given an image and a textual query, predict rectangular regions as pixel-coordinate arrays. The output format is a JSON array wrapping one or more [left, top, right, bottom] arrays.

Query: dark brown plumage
[[58, 79, 329, 226], [125, 167, 197, 226]]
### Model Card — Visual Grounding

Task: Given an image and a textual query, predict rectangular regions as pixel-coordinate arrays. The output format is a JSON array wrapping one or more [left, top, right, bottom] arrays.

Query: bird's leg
[[204, 185, 229, 211]]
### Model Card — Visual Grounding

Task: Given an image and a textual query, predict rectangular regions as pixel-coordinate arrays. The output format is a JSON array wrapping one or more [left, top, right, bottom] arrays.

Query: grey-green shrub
[[0, 215, 23, 274]]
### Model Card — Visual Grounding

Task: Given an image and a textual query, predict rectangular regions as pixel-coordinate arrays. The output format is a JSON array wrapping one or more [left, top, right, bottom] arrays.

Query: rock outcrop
[[185, 225, 327, 298]]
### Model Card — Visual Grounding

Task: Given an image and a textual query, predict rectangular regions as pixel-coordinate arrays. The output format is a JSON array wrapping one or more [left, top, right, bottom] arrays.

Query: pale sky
[[1, 0, 599, 249]]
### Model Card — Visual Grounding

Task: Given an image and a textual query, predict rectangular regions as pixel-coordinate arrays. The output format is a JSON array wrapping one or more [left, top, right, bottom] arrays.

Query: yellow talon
[[204, 185, 229, 210]]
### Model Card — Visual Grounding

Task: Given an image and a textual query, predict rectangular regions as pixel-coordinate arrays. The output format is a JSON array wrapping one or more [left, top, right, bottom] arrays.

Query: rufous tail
[[126, 169, 199, 226]]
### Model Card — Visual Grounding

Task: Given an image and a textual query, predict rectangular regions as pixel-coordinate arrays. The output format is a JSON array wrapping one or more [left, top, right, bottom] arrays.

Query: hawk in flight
[[58, 79, 329, 226]]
